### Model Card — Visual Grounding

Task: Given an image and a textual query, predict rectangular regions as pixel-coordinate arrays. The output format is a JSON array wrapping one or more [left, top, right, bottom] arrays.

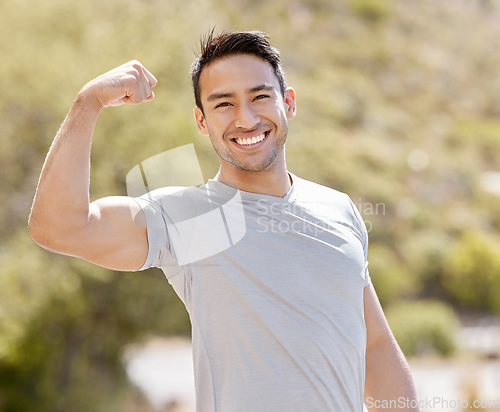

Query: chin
[[234, 156, 279, 173]]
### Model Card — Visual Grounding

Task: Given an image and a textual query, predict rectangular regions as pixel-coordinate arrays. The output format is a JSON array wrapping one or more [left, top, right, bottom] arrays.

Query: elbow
[[28, 211, 54, 250], [28, 208, 90, 256], [28, 208, 68, 252], [366, 325, 399, 357]]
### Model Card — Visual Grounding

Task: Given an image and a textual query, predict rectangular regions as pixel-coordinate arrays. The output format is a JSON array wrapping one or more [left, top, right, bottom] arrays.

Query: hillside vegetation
[[0, 0, 499, 410]]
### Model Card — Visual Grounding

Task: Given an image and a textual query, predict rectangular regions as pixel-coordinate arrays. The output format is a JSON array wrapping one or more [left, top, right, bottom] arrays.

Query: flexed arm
[[29, 61, 157, 271]]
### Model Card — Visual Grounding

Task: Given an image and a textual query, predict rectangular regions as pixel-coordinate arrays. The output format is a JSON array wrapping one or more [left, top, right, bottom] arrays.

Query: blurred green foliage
[[386, 300, 459, 357], [0, 0, 499, 410], [443, 231, 500, 311]]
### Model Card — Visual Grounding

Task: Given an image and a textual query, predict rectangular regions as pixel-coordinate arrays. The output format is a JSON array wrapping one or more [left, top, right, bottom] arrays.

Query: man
[[29, 30, 419, 411]]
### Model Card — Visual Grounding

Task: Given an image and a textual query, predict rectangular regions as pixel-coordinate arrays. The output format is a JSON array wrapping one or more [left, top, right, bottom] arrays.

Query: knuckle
[[122, 69, 140, 85], [129, 69, 140, 81], [130, 60, 143, 71]]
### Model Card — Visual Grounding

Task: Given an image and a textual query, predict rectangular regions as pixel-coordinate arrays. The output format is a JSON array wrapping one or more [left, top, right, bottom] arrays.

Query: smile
[[233, 132, 268, 146]]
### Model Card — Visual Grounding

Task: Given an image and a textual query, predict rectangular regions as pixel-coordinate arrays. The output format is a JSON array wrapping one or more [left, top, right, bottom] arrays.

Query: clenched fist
[[80, 60, 158, 109]]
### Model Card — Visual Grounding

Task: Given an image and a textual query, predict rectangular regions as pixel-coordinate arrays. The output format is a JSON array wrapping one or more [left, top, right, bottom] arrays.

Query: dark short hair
[[191, 29, 287, 112]]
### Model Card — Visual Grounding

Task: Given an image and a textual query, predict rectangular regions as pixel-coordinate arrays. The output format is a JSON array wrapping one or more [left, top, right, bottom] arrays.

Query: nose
[[234, 103, 259, 129]]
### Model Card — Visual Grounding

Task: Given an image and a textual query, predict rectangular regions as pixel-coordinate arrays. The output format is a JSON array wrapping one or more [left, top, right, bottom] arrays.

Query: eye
[[215, 102, 232, 109], [254, 94, 270, 101]]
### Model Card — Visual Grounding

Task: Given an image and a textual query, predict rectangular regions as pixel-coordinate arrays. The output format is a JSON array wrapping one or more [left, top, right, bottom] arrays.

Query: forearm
[[29, 90, 102, 246], [365, 337, 419, 411]]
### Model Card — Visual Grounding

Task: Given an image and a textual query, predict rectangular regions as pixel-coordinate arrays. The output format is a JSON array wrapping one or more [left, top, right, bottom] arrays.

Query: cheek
[[269, 101, 287, 117], [208, 114, 233, 134], [271, 106, 288, 124], [205, 121, 225, 140]]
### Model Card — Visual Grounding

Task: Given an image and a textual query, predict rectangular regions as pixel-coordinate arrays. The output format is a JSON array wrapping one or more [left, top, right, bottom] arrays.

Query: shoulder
[[137, 183, 232, 222], [139, 186, 189, 202], [291, 174, 367, 238], [292, 174, 351, 208]]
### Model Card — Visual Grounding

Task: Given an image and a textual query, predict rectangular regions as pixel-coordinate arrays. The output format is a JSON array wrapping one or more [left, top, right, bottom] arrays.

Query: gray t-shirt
[[135, 174, 371, 412]]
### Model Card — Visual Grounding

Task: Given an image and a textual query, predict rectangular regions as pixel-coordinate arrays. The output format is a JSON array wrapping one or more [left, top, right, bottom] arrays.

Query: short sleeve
[[132, 188, 182, 276], [347, 196, 372, 288]]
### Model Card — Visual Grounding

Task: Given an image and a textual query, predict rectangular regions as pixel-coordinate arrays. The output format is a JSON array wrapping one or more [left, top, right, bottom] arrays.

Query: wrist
[[75, 83, 104, 114]]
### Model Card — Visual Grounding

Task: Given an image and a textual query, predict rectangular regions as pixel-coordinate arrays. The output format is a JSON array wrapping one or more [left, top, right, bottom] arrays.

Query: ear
[[284, 87, 296, 120], [194, 106, 209, 136]]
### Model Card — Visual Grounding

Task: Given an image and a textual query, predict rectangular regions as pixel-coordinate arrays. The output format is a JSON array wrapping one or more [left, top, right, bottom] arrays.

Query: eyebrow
[[206, 84, 275, 102], [207, 92, 234, 102], [248, 84, 274, 94]]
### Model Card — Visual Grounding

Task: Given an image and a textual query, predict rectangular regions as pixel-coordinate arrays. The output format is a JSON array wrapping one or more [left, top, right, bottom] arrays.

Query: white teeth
[[235, 133, 266, 146]]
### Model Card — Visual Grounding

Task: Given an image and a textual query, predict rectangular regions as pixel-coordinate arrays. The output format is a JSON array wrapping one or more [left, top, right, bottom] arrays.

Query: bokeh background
[[1, 0, 499, 411]]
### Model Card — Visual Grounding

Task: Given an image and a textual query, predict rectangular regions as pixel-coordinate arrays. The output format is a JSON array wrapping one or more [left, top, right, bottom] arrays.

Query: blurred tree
[[0, 0, 499, 409], [442, 231, 500, 312], [386, 300, 459, 357]]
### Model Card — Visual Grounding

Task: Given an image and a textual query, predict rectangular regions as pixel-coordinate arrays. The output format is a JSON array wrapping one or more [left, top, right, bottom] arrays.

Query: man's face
[[194, 54, 296, 173]]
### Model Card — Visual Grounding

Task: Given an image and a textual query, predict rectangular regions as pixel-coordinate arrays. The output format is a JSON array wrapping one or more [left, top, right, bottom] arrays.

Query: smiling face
[[194, 54, 296, 175]]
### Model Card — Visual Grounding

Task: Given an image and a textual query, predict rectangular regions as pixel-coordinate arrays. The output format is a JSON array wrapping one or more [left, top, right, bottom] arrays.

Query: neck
[[215, 160, 291, 198]]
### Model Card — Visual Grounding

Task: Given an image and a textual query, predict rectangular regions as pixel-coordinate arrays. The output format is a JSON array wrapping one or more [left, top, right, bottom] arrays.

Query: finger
[[135, 76, 153, 103], [144, 91, 155, 102], [126, 82, 153, 105], [140, 65, 158, 88], [108, 97, 128, 107], [140, 73, 153, 99]]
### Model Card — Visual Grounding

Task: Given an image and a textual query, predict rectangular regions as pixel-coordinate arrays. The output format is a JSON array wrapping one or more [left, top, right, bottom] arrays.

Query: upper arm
[[364, 284, 394, 349], [36, 196, 150, 271], [82, 196, 149, 270]]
